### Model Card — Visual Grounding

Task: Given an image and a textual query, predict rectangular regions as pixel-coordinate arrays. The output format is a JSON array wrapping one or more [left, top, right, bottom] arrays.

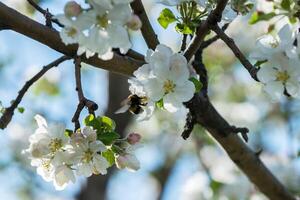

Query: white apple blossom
[[55, 13, 92, 45], [257, 53, 300, 98], [133, 44, 195, 113], [87, 0, 134, 11], [56, 1, 136, 60], [250, 24, 296, 61], [75, 140, 109, 177], [115, 144, 141, 172], [25, 115, 68, 159], [76, 4, 132, 60], [51, 151, 77, 190]]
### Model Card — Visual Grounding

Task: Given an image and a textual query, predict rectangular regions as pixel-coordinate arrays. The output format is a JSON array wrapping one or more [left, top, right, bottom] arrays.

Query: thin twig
[[212, 25, 259, 81], [181, 34, 188, 52], [130, 0, 159, 50], [199, 23, 230, 49], [27, 0, 63, 27], [184, 0, 229, 61], [72, 57, 98, 130], [0, 56, 70, 129]]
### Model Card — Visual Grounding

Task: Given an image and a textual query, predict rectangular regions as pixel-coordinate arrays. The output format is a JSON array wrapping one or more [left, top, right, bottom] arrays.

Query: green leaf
[[210, 180, 224, 194], [84, 114, 119, 145], [156, 99, 164, 109], [102, 149, 115, 166], [249, 12, 276, 24], [64, 129, 73, 137], [98, 131, 120, 146], [254, 60, 268, 67], [281, 0, 291, 11], [158, 8, 176, 29], [175, 23, 194, 34], [289, 17, 297, 24], [189, 77, 203, 93], [84, 114, 100, 130], [17, 107, 25, 114], [98, 116, 116, 132]]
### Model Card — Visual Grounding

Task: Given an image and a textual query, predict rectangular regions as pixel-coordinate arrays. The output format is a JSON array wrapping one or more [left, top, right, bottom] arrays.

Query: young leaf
[[175, 23, 194, 34], [102, 149, 115, 166], [17, 107, 25, 114], [156, 98, 164, 109], [189, 77, 203, 93], [98, 116, 116, 132], [64, 129, 73, 137], [158, 8, 176, 29], [98, 131, 120, 146], [249, 12, 276, 24], [281, 0, 291, 11]]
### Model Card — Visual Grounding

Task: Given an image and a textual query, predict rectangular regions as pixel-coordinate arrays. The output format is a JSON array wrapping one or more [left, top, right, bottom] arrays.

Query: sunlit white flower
[[76, 5, 132, 60], [115, 153, 140, 171], [115, 144, 141, 172], [75, 140, 109, 177], [87, 0, 133, 10], [51, 151, 77, 190], [25, 115, 68, 159], [250, 24, 295, 61], [55, 14, 92, 45], [257, 53, 300, 98], [135, 44, 195, 112]]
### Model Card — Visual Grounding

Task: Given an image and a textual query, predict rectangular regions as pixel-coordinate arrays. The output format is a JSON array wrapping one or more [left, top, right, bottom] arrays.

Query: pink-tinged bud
[[127, 15, 142, 31], [64, 1, 82, 17], [127, 133, 141, 145], [115, 154, 140, 171]]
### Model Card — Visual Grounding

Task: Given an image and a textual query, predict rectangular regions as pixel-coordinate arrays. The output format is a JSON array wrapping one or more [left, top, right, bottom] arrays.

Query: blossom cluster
[[56, 0, 142, 60], [251, 24, 300, 99], [23, 115, 141, 190], [118, 44, 196, 120]]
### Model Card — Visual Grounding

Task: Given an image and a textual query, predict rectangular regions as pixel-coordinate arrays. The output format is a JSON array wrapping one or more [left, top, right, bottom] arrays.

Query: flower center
[[42, 160, 51, 171], [276, 70, 290, 83], [96, 14, 109, 28], [66, 27, 77, 37], [163, 80, 176, 94], [82, 149, 93, 163], [49, 138, 63, 152], [269, 39, 279, 48]]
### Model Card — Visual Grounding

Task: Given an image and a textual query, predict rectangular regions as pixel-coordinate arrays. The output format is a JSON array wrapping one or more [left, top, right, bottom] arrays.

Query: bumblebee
[[115, 94, 148, 115]]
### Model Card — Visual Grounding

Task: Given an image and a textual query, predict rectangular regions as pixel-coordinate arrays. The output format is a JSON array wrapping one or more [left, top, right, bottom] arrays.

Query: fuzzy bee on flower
[[115, 94, 148, 115], [115, 78, 155, 121]]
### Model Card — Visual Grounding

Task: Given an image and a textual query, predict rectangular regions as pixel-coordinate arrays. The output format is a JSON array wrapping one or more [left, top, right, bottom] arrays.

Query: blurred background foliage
[[0, 0, 299, 200]]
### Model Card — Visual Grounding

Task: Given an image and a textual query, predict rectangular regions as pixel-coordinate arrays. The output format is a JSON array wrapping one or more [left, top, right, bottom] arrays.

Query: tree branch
[[186, 93, 296, 200], [0, 56, 70, 129], [199, 23, 230, 49], [131, 0, 159, 50], [212, 25, 259, 81], [184, 0, 229, 61], [72, 57, 98, 130], [0, 2, 144, 76], [27, 0, 63, 27]]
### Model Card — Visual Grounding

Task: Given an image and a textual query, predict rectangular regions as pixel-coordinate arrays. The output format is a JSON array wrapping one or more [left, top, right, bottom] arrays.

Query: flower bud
[[115, 154, 140, 171], [127, 15, 142, 31], [127, 133, 141, 145], [64, 1, 82, 18]]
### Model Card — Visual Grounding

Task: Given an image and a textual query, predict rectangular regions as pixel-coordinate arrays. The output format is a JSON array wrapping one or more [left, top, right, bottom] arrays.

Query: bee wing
[[115, 104, 131, 114]]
